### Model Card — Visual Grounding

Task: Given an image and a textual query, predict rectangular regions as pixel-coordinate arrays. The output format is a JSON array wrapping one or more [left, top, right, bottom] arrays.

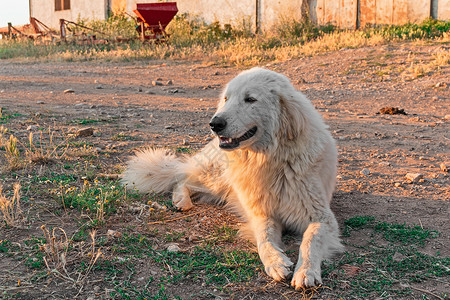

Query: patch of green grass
[[111, 133, 141, 141], [208, 225, 239, 244], [154, 245, 262, 286], [164, 231, 185, 242], [367, 17, 450, 40], [0, 108, 23, 124], [374, 222, 438, 246], [113, 233, 154, 256], [322, 216, 449, 298], [58, 179, 125, 221], [70, 118, 106, 125], [174, 146, 192, 154]]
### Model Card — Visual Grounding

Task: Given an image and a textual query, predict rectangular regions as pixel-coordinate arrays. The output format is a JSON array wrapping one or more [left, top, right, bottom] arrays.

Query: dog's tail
[[121, 148, 188, 193]]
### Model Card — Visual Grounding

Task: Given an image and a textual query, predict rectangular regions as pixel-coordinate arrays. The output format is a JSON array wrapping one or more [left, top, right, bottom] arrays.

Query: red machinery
[[133, 2, 178, 41]]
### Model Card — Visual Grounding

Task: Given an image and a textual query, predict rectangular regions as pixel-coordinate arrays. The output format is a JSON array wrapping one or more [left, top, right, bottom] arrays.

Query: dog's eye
[[244, 97, 257, 103]]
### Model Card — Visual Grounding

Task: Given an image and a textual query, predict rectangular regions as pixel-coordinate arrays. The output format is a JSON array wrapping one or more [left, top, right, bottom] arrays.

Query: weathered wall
[[30, 0, 108, 29], [126, 0, 307, 31], [311, 0, 450, 29], [30, 0, 450, 31]]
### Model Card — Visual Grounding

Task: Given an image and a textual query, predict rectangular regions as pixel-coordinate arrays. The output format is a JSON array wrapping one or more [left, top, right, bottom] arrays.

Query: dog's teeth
[[228, 138, 232, 143]]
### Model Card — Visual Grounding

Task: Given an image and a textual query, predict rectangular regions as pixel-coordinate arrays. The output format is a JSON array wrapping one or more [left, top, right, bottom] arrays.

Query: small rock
[[297, 78, 307, 84], [107, 229, 122, 238], [182, 139, 189, 146], [95, 85, 103, 89], [394, 182, 402, 187], [379, 162, 390, 166], [36, 101, 45, 104], [188, 235, 198, 243], [138, 87, 143, 92], [334, 129, 344, 134], [63, 89, 74, 94], [435, 82, 447, 88], [27, 125, 38, 131], [167, 89, 178, 94], [379, 107, 407, 115], [166, 80, 173, 85], [156, 77, 163, 81], [440, 163, 448, 172], [360, 169, 371, 176], [167, 244, 180, 253], [152, 81, 163, 86], [93, 131, 102, 137], [392, 252, 406, 262], [76, 127, 94, 137], [444, 115, 450, 121], [145, 90, 155, 94], [409, 117, 421, 122], [405, 173, 423, 182], [164, 125, 173, 129]]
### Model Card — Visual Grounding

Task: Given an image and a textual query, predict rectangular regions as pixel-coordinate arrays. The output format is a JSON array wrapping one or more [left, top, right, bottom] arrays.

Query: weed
[[0, 183, 22, 227], [40, 225, 102, 284], [40, 225, 71, 277]]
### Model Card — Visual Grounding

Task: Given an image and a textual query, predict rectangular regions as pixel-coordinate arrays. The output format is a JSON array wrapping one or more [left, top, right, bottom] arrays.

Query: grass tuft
[[0, 183, 22, 227]]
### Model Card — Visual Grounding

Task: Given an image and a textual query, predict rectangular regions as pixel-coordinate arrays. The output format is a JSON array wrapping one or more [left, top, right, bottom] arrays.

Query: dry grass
[[0, 183, 22, 227], [40, 225, 102, 285], [1, 17, 448, 66], [0, 127, 70, 171]]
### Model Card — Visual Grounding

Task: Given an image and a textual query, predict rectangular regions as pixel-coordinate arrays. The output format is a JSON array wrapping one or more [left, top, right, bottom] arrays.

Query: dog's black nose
[[209, 116, 227, 133]]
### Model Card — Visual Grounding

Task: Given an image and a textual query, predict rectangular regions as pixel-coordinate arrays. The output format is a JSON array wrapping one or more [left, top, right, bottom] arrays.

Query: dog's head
[[210, 68, 306, 152]]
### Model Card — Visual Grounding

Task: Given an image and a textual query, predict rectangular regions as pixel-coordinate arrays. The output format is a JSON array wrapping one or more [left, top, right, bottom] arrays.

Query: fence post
[[59, 19, 66, 42], [8, 22, 12, 39]]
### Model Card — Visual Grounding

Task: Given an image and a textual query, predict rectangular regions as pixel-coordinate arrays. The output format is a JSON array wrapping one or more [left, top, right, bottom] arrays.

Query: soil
[[0, 40, 448, 299]]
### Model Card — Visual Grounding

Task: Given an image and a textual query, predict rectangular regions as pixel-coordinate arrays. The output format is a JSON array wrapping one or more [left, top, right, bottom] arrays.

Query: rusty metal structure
[[133, 2, 178, 41]]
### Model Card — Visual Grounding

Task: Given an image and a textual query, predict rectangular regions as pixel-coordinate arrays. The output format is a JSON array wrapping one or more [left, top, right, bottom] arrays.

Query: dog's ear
[[279, 93, 306, 140]]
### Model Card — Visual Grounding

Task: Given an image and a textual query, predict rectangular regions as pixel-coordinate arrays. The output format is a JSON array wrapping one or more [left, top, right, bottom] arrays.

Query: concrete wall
[[30, 0, 108, 29], [30, 0, 450, 31]]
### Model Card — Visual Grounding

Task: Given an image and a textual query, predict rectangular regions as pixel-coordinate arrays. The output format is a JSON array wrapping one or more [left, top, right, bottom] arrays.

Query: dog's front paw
[[172, 184, 193, 211], [263, 254, 293, 281], [291, 267, 322, 289]]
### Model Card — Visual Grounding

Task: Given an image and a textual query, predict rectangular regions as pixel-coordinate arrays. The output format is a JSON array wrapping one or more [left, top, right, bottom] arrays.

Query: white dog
[[122, 68, 343, 289]]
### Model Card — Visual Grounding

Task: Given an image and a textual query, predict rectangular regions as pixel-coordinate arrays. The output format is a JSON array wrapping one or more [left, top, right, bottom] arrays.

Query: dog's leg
[[251, 216, 293, 281], [172, 181, 193, 211], [291, 213, 341, 289]]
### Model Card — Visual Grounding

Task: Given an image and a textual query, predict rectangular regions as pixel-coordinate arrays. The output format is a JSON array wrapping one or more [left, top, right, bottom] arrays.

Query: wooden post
[[140, 21, 145, 41], [255, 0, 260, 34], [8, 23, 12, 39], [59, 19, 66, 42]]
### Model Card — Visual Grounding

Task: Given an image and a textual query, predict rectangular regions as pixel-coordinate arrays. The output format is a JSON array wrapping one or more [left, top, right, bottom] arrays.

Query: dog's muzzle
[[210, 116, 227, 133]]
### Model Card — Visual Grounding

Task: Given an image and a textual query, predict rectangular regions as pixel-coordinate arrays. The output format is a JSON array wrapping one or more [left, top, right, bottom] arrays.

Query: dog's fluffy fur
[[122, 68, 343, 289]]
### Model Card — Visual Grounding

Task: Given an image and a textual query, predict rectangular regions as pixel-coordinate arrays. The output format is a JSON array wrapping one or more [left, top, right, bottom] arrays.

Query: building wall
[[30, 0, 450, 31], [30, 0, 108, 29]]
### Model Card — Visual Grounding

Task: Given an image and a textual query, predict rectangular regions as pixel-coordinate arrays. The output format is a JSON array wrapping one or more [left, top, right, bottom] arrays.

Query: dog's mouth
[[218, 126, 257, 150]]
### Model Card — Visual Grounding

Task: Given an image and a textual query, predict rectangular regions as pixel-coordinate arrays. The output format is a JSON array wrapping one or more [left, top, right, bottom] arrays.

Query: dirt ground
[[0, 40, 449, 299]]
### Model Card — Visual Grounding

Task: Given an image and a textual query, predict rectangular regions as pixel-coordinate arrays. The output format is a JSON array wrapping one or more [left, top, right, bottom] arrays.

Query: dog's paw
[[291, 267, 322, 290], [172, 185, 194, 211], [263, 254, 293, 282]]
